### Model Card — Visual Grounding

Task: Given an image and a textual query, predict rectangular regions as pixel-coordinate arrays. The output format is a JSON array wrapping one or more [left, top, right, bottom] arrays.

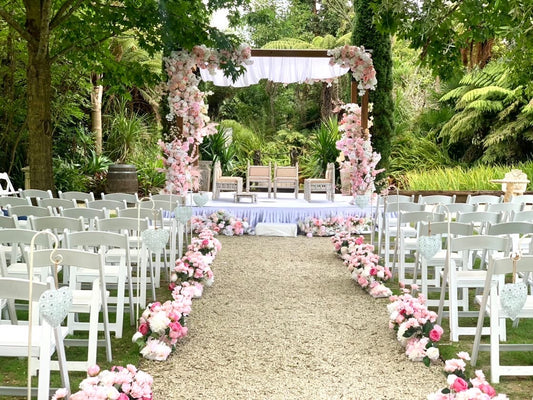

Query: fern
[[463, 99, 504, 113]]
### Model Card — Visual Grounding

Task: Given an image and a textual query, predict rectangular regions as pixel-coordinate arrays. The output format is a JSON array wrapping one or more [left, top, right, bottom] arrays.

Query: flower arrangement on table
[[191, 210, 250, 236], [336, 103, 383, 200], [328, 45, 377, 95], [132, 299, 191, 361], [427, 352, 508, 399], [52, 364, 153, 399], [341, 236, 392, 298], [387, 287, 442, 366]]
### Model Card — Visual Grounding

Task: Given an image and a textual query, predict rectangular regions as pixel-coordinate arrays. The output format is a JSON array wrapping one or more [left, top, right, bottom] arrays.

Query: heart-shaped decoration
[[193, 192, 209, 207], [174, 206, 193, 224], [39, 286, 73, 327], [418, 235, 441, 260], [142, 228, 169, 253], [500, 282, 527, 321]]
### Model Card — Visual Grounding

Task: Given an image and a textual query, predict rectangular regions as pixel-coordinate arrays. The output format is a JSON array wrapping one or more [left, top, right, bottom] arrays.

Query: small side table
[[234, 192, 257, 203]]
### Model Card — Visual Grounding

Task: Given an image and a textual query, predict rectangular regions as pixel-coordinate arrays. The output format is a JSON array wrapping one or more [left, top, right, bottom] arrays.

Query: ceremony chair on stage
[[304, 162, 335, 202], [246, 161, 272, 198], [273, 162, 299, 199], [212, 160, 243, 200]]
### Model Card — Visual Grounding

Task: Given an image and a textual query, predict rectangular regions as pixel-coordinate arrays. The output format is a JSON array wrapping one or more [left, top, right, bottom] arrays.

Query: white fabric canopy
[[199, 56, 350, 87]]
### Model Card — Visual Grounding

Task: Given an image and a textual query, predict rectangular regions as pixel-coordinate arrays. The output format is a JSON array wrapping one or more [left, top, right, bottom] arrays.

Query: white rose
[[426, 346, 440, 361], [132, 331, 144, 343]]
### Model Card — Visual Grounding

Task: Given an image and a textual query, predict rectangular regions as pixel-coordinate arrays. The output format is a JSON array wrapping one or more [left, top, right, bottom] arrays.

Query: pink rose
[[429, 325, 443, 342], [118, 394, 129, 400], [87, 364, 100, 377], [138, 323, 149, 336], [479, 383, 496, 397], [450, 377, 468, 392]]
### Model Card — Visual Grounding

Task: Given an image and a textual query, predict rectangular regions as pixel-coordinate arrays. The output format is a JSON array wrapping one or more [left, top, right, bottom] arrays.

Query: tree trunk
[[91, 73, 104, 155], [26, 4, 54, 190], [320, 82, 333, 121]]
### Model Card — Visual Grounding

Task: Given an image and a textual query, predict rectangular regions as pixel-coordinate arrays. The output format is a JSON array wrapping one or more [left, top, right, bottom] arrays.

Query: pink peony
[[429, 325, 444, 342]]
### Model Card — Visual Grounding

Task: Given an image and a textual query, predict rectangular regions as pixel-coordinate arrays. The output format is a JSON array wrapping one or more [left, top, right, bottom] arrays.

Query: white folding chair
[[471, 255, 533, 383], [438, 235, 510, 341], [486, 202, 524, 222], [417, 194, 456, 205], [466, 194, 503, 211], [65, 231, 133, 338], [510, 209, 533, 222], [0, 277, 69, 400], [101, 192, 140, 207], [0, 196, 31, 207], [85, 199, 127, 216], [18, 189, 53, 204], [31, 249, 112, 371], [6, 205, 54, 229], [375, 194, 414, 256], [37, 198, 77, 215]]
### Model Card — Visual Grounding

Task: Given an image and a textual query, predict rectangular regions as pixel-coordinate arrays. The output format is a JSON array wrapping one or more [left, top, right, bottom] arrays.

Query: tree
[[0, 0, 247, 190], [352, 0, 394, 173]]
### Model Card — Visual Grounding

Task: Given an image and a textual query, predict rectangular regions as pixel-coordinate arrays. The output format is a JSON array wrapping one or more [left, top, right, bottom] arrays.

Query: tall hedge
[[352, 0, 394, 174]]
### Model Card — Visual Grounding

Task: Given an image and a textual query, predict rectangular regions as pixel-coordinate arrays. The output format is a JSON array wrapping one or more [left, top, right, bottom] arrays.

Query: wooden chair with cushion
[[273, 162, 299, 199], [246, 161, 272, 198], [212, 160, 243, 200], [303, 162, 335, 202]]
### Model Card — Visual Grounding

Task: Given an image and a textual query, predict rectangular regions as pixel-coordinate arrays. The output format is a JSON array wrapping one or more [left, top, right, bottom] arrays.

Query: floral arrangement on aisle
[[328, 45, 377, 95], [340, 235, 392, 298], [188, 227, 222, 257], [133, 299, 191, 361], [298, 215, 370, 237], [336, 103, 383, 199], [161, 45, 252, 195], [427, 352, 508, 399], [387, 287, 443, 366], [191, 210, 251, 236], [171, 249, 214, 287], [52, 364, 153, 399]]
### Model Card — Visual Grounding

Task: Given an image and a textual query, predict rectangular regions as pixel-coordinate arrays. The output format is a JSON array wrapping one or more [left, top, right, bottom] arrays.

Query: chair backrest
[[437, 203, 475, 215], [0, 229, 54, 273], [141, 199, 181, 213], [399, 211, 445, 233], [418, 194, 456, 205], [37, 198, 77, 214], [274, 163, 298, 179], [65, 230, 129, 253], [449, 235, 510, 265], [0, 196, 31, 207], [60, 207, 106, 230], [510, 194, 533, 206], [58, 190, 95, 203], [18, 188, 53, 200], [487, 221, 533, 237], [29, 215, 85, 233], [247, 161, 271, 179], [0, 173, 17, 196], [384, 201, 425, 215], [457, 211, 502, 225], [511, 209, 533, 222], [85, 199, 127, 211], [419, 221, 474, 237], [0, 215, 18, 229], [6, 205, 53, 218], [384, 194, 415, 204], [101, 192, 139, 205], [466, 194, 503, 205], [118, 207, 165, 228], [149, 194, 185, 205], [95, 217, 149, 235], [0, 276, 49, 316], [213, 160, 223, 180], [32, 248, 104, 280]]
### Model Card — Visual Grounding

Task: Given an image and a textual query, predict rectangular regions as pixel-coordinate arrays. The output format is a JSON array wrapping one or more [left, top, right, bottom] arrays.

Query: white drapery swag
[[199, 56, 350, 87]]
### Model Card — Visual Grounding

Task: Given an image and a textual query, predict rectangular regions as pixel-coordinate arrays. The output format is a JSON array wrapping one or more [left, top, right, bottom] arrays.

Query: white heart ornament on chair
[[500, 282, 527, 321], [174, 206, 193, 224], [39, 286, 73, 327], [193, 192, 209, 207], [418, 235, 441, 260], [142, 229, 169, 253]]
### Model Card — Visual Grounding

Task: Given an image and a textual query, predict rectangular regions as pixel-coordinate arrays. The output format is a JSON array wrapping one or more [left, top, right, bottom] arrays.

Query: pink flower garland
[[336, 103, 383, 198], [328, 45, 377, 96], [162, 46, 252, 195]]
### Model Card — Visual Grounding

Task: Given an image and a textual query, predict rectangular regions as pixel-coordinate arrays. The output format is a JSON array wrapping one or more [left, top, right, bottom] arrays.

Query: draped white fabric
[[199, 56, 350, 87]]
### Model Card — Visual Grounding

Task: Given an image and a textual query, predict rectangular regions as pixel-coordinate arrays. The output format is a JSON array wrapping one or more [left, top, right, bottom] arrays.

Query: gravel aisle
[[145, 236, 444, 400]]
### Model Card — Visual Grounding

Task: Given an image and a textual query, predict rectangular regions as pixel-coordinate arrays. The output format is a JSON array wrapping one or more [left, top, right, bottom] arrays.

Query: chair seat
[[0, 325, 68, 357]]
